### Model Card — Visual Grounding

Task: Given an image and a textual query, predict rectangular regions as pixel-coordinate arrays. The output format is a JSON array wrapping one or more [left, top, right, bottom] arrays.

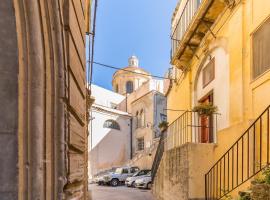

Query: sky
[[90, 0, 178, 90]]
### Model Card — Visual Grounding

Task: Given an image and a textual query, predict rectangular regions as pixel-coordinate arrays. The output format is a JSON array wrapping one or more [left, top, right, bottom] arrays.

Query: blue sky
[[90, 0, 178, 90]]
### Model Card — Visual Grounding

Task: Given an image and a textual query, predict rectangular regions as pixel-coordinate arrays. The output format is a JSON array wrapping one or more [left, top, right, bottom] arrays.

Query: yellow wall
[[167, 0, 270, 198]]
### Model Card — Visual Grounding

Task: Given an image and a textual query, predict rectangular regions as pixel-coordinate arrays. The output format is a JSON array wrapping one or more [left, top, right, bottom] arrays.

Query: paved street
[[89, 184, 155, 200]]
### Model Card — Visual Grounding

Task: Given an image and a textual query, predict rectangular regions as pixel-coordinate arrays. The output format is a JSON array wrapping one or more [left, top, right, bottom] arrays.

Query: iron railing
[[166, 111, 219, 150], [151, 131, 167, 182], [205, 105, 270, 200], [171, 0, 202, 58]]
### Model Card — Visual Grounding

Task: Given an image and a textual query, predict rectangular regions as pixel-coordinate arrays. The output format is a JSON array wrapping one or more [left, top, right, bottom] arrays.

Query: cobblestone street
[[89, 184, 155, 200]]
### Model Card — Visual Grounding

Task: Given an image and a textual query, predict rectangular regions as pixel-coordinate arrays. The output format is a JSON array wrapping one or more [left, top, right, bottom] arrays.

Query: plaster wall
[[163, 0, 270, 199], [89, 111, 131, 177]]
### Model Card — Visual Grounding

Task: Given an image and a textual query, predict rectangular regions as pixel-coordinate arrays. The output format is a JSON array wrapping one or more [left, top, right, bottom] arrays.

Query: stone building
[[113, 56, 167, 170], [0, 0, 90, 199], [153, 0, 270, 200]]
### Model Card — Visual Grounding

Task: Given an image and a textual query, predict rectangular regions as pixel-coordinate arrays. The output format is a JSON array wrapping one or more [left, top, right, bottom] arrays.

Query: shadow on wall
[[89, 117, 130, 177]]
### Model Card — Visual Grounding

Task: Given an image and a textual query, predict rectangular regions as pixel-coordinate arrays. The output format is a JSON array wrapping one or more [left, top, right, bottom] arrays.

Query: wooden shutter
[[203, 58, 215, 88], [253, 18, 270, 79]]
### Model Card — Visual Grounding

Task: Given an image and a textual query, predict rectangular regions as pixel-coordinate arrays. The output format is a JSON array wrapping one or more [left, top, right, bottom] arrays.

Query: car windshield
[[132, 171, 140, 177], [114, 168, 122, 174], [146, 171, 151, 176]]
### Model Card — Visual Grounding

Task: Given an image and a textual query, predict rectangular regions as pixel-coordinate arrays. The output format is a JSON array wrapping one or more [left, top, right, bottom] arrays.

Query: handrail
[[205, 105, 270, 200], [166, 111, 219, 150], [151, 131, 167, 182]]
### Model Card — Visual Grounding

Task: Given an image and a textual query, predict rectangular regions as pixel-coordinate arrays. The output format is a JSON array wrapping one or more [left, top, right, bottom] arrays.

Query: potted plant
[[158, 121, 169, 132], [251, 166, 270, 199], [192, 103, 218, 116]]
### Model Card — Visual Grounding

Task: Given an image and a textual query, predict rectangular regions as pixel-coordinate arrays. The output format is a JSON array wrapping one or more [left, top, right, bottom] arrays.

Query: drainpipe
[[130, 118, 133, 159]]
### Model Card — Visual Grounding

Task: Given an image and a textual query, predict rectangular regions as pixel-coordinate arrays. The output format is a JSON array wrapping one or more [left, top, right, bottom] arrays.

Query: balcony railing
[[171, 0, 202, 58], [205, 105, 270, 200], [165, 111, 219, 150]]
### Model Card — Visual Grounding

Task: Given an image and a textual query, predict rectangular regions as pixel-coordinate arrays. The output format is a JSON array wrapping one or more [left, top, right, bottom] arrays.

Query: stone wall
[[0, 0, 89, 199], [0, 1, 19, 199], [153, 143, 215, 200]]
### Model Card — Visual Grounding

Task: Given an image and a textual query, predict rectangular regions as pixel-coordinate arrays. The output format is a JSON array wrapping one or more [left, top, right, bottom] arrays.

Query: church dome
[[112, 56, 151, 95]]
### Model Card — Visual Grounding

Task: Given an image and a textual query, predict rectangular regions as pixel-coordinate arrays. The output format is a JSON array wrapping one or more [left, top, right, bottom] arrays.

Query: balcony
[[165, 111, 219, 150], [171, 0, 229, 67]]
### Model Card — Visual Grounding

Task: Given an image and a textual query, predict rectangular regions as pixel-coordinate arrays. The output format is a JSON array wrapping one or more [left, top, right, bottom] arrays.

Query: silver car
[[135, 172, 152, 189], [125, 169, 151, 187]]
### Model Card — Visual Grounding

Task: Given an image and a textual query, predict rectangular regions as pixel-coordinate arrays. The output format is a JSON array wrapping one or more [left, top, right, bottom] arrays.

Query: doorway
[[199, 93, 214, 143]]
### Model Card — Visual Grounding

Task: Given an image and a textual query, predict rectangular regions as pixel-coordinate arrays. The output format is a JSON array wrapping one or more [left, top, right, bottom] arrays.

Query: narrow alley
[[89, 185, 155, 200]]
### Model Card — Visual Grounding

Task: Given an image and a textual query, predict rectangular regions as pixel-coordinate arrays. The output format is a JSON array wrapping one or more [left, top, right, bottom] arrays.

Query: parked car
[[135, 172, 152, 189], [125, 169, 151, 187], [94, 168, 116, 185], [103, 166, 140, 186]]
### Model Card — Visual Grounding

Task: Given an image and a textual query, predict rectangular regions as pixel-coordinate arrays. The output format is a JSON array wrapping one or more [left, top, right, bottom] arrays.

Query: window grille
[[137, 138, 144, 151]]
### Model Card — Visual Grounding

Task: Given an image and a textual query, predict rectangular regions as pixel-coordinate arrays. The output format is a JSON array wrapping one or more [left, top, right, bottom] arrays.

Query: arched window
[[140, 109, 145, 127], [135, 111, 139, 129], [126, 81, 134, 94], [103, 120, 120, 130]]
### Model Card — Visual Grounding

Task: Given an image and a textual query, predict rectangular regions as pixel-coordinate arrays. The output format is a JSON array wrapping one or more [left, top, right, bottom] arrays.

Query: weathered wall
[[0, 0, 88, 199], [153, 143, 215, 200], [165, 0, 270, 199], [0, 1, 18, 199]]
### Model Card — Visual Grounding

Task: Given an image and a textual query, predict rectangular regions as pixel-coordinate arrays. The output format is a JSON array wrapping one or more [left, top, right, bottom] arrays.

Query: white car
[[135, 172, 152, 189], [125, 169, 151, 187], [103, 166, 140, 186]]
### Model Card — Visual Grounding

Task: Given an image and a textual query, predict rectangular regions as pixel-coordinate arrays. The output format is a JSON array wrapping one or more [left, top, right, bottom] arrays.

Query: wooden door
[[200, 94, 213, 143]]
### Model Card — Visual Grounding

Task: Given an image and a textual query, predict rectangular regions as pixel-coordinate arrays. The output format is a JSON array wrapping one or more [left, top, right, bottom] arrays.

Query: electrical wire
[[92, 61, 174, 80]]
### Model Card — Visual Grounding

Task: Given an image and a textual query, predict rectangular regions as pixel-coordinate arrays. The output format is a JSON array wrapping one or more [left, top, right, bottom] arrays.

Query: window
[[136, 109, 145, 129], [135, 111, 139, 129], [122, 169, 129, 174], [137, 138, 144, 151], [140, 109, 145, 127], [253, 18, 270, 79], [115, 84, 119, 93], [126, 81, 134, 94], [203, 58, 215, 87], [103, 120, 120, 130], [130, 167, 139, 173]]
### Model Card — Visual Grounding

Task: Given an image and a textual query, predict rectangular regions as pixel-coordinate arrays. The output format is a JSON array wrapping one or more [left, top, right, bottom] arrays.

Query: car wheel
[[131, 181, 135, 188], [110, 179, 119, 187], [147, 182, 152, 189]]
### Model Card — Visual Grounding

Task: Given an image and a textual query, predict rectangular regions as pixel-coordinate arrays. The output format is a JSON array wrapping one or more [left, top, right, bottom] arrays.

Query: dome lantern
[[128, 55, 139, 67]]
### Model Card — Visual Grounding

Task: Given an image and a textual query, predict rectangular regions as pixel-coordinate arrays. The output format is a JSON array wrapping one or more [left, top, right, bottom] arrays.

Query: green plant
[[253, 165, 270, 185], [158, 121, 168, 131], [262, 166, 270, 184], [192, 103, 218, 116], [238, 191, 251, 200]]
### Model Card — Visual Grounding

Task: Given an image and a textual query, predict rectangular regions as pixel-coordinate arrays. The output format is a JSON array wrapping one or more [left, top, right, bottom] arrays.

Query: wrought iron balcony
[[171, 0, 202, 58], [170, 0, 229, 67], [165, 110, 219, 150]]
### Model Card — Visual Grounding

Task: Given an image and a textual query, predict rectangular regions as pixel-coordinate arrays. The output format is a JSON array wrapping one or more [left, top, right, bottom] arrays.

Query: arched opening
[[126, 81, 134, 94], [103, 119, 120, 130], [193, 46, 230, 143]]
